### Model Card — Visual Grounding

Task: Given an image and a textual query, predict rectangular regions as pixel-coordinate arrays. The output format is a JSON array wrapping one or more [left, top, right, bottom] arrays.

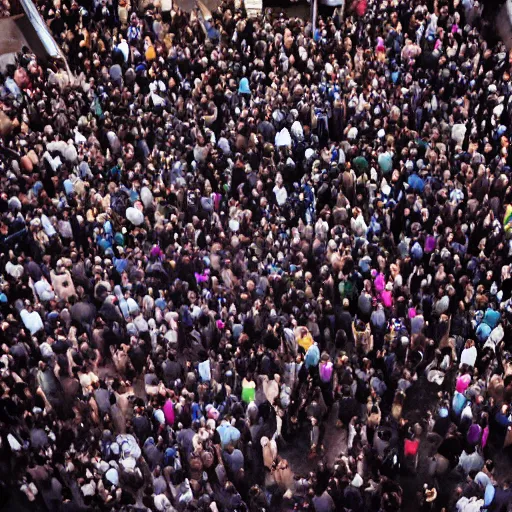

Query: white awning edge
[[19, 0, 61, 58]]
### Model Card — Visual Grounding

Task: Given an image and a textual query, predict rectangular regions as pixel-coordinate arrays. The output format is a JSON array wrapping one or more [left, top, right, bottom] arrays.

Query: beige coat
[[367, 402, 381, 429], [354, 324, 374, 355], [51, 270, 77, 301], [262, 376, 280, 406], [261, 437, 278, 470], [273, 459, 294, 489]]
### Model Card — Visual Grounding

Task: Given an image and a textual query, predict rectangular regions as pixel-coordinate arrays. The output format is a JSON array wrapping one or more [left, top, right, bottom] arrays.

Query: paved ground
[[279, 379, 459, 511], [174, 0, 222, 12], [280, 402, 348, 476], [0, 16, 29, 72], [173, 0, 310, 18], [0, 14, 55, 71], [265, 0, 310, 19]]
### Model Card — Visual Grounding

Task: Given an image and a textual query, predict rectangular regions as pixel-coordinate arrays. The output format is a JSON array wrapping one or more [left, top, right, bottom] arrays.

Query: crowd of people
[[0, 0, 512, 510]]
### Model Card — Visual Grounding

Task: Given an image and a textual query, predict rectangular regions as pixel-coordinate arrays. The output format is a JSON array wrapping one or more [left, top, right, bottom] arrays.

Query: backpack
[[164, 447, 177, 467], [355, 377, 370, 404], [200, 196, 213, 213], [381, 447, 400, 477], [339, 280, 357, 301], [452, 391, 467, 417], [110, 191, 128, 215], [187, 192, 199, 216]]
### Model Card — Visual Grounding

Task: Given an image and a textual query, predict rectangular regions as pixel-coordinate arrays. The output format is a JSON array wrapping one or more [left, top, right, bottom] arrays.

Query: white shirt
[[456, 497, 484, 512], [6, 261, 24, 279], [275, 128, 292, 147], [161, 0, 172, 11], [291, 121, 304, 140], [34, 280, 55, 302], [117, 41, 129, 62], [273, 186, 288, 206], [350, 215, 368, 237], [460, 346, 477, 368], [41, 214, 57, 237], [58, 220, 73, 239], [20, 309, 44, 335], [40, 342, 54, 359], [458, 450, 484, 474]]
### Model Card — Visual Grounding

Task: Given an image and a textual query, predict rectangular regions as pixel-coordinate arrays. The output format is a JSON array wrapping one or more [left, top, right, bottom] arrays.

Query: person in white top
[[460, 339, 477, 368], [273, 173, 288, 206], [350, 207, 368, 238]]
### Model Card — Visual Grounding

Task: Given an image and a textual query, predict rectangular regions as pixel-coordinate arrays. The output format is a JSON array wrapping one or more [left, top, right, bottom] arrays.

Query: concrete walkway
[[280, 402, 348, 476]]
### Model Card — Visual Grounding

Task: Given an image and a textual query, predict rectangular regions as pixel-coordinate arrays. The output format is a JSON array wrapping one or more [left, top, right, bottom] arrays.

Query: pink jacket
[[374, 273, 385, 293], [163, 399, 175, 425], [380, 290, 393, 308]]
